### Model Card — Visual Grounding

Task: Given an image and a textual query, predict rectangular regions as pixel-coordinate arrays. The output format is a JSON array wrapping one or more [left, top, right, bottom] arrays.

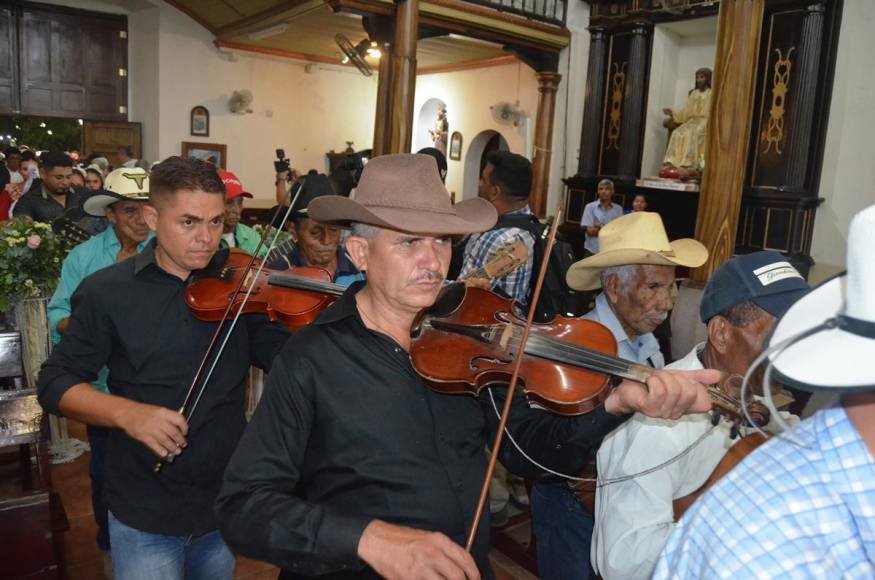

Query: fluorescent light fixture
[[446, 33, 502, 48], [248, 22, 288, 41]]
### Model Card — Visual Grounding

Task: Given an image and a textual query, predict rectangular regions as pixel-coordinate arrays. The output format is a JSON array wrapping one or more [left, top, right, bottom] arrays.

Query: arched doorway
[[462, 130, 509, 200], [414, 98, 448, 154]]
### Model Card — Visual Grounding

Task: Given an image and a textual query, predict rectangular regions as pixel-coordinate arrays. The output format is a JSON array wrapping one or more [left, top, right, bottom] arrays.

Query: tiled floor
[[53, 420, 536, 580]]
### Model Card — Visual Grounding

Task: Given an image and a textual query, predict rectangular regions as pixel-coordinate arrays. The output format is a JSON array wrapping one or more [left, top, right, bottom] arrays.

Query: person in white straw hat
[[654, 204, 875, 578], [215, 153, 722, 580]]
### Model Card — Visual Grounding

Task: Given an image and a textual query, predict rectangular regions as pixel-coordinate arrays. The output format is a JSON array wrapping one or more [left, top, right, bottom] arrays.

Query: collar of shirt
[[315, 280, 366, 326], [585, 293, 663, 367], [505, 205, 533, 217]]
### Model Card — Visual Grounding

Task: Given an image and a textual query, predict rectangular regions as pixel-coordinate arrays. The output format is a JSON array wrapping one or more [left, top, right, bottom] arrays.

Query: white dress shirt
[[591, 344, 735, 580]]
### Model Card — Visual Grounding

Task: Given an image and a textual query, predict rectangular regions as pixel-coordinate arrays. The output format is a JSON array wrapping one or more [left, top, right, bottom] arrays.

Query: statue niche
[[659, 67, 712, 179]]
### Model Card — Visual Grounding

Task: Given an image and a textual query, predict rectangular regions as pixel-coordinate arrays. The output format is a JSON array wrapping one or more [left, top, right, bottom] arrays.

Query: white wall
[[641, 17, 717, 177], [414, 63, 538, 200], [810, 0, 875, 271]]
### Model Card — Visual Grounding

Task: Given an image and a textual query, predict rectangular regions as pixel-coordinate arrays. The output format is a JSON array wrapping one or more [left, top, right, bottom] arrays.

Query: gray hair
[[349, 222, 382, 240], [597, 178, 614, 190], [600, 264, 640, 294]]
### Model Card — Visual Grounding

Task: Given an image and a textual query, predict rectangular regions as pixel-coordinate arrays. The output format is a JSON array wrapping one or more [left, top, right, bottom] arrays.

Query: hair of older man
[[349, 222, 382, 240], [600, 264, 640, 293], [715, 299, 767, 327], [597, 178, 614, 190]]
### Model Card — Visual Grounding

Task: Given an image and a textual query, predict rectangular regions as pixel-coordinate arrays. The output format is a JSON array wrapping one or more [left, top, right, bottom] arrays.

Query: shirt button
[[394, 347, 401, 353]]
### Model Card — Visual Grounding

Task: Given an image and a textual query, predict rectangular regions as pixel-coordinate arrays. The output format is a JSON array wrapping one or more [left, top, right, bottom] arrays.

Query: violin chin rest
[[428, 282, 467, 318]]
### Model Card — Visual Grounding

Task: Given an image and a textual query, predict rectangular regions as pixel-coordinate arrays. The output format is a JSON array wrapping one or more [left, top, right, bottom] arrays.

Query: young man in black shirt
[[38, 157, 290, 579], [216, 154, 719, 579]]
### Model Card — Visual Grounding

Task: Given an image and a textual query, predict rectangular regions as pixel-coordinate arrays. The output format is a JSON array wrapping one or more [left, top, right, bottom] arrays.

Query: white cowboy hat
[[83, 167, 150, 216], [566, 211, 708, 290], [767, 204, 875, 391]]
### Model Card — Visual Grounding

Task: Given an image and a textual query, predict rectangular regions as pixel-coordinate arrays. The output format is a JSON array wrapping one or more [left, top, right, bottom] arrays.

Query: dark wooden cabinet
[[0, 1, 127, 121]]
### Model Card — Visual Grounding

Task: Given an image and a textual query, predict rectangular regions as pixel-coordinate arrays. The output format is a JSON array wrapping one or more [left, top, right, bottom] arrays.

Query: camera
[[274, 148, 291, 174]]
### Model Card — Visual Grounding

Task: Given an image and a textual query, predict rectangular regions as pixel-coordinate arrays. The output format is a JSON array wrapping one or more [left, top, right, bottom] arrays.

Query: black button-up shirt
[[38, 241, 290, 536], [12, 182, 87, 222], [216, 282, 626, 578]]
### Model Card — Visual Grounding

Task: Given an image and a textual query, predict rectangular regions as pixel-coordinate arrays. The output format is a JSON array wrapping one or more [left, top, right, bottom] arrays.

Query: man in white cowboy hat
[[215, 153, 721, 580], [654, 204, 875, 578], [530, 210, 708, 580], [592, 251, 809, 580], [45, 166, 153, 577], [38, 157, 290, 580]]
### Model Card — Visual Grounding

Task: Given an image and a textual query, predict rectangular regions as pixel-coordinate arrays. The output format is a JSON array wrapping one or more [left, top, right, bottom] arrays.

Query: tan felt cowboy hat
[[83, 167, 150, 216], [308, 153, 497, 235], [566, 211, 708, 290]]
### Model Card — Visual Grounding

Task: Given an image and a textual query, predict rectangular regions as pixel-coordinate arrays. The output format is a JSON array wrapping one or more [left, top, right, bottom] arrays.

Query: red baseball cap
[[218, 170, 253, 200]]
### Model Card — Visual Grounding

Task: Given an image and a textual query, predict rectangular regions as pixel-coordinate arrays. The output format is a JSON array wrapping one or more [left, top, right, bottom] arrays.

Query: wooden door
[[0, 6, 17, 114], [83, 120, 141, 167], [19, 3, 126, 121]]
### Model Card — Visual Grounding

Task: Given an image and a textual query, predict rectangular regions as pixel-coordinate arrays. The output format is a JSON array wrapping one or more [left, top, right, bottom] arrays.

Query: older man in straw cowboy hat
[[216, 154, 720, 580], [530, 211, 708, 580], [655, 204, 875, 579]]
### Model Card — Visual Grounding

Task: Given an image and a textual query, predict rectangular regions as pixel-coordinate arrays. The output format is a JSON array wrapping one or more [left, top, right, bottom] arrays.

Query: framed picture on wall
[[190, 106, 210, 137], [449, 132, 462, 161], [181, 141, 227, 169]]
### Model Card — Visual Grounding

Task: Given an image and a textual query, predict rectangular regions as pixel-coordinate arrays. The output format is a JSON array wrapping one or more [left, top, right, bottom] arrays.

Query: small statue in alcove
[[660, 67, 712, 179], [428, 105, 449, 155]]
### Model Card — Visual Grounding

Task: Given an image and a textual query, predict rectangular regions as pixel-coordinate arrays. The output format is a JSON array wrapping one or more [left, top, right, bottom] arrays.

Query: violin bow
[[465, 199, 564, 550], [154, 181, 305, 472]]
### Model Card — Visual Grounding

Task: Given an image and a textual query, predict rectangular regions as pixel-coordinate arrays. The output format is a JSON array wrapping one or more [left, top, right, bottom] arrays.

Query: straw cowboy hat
[[566, 211, 708, 290], [308, 153, 496, 235], [83, 167, 149, 216], [767, 204, 875, 391]]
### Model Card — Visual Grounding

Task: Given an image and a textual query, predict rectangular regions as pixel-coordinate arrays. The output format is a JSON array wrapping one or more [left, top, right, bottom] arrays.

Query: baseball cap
[[218, 170, 253, 201], [700, 251, 810, 323]]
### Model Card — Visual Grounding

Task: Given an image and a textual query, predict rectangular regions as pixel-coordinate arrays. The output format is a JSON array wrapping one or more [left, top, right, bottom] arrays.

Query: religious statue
[[428, 105, 449, 155], [660, 68, 712, 178]]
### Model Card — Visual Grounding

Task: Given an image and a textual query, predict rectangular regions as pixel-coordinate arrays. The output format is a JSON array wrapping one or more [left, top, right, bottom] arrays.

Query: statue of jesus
[[661, 67, 712, 172], [428, 105, 449, 155]]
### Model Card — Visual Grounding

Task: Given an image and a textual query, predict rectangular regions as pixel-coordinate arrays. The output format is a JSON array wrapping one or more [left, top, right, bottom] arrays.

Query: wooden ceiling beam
[[214, 0, 323, 40]]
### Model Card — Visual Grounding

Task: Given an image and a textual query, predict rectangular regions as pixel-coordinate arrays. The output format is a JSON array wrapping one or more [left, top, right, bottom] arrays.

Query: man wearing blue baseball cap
[[591, 251, 809, 580]]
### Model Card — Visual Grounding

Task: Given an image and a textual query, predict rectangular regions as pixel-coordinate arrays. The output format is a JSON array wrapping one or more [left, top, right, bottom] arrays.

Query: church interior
[[1, 0, 873, 578]]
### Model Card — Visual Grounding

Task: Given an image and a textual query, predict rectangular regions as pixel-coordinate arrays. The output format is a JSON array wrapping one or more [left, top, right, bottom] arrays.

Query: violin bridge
[[498, 323, 514, 350]]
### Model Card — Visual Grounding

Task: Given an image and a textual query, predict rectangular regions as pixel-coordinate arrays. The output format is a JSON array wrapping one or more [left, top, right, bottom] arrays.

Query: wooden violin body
[[410, 286, 627, 415], [184, 251, 337, 330]]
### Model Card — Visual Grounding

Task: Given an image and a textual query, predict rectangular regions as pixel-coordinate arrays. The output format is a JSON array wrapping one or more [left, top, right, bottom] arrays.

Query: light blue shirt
[[655, 405, 875, 579], [583, 293, 664, 368], [47, 226, 152, 392], [581, 200, 623, 254]]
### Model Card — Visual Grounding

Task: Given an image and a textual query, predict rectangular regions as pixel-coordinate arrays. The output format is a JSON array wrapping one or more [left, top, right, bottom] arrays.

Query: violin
[[184, 251, 343, 330], [411, 284, 770, 425]]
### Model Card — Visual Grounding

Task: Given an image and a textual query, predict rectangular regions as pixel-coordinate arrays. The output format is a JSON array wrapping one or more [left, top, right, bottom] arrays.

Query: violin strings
[[513, 332, 639, 378]]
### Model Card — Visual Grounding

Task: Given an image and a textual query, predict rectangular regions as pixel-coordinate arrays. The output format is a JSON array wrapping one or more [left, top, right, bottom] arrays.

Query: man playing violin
[[37, 157, 290, 580], [592, 251, 808, 579], [215, 153, 720, 580]]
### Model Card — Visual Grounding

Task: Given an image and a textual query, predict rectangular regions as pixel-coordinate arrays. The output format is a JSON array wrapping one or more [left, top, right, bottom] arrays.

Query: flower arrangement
[[0, 218, 74, 312]]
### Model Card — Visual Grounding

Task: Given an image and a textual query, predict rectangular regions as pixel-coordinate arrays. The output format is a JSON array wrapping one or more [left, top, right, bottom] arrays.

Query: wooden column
[[372, 52, 394, 156], [785, 2, 825, 189], [531, 71, 562, 217], [691, 0, 765, 283], [578, 27, 609, 177], [617, 23, 650, 178], [387, 0, 419, 154]]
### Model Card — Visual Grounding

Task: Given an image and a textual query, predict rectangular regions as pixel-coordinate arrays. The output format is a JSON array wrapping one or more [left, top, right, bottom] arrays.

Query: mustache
[[411, 271, 445, 284], [652, 311, 669, 323]]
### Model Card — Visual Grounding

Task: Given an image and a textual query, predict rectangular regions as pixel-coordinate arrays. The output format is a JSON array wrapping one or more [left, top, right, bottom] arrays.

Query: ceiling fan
[[335, 33, 379, 77]]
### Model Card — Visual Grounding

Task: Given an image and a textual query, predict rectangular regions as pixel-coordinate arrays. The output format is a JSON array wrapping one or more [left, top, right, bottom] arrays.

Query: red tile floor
[[54, 420, 535, 580]]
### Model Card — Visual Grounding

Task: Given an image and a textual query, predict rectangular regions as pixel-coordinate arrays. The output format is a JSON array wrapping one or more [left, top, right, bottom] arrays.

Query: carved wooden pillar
[[785, 2, 825, 189], [692, 0, 766, 283], [531, 72, 562, 217], [578, 27, 608, 177], [387, 0, 419, 154], [617, 23, 649, 178]]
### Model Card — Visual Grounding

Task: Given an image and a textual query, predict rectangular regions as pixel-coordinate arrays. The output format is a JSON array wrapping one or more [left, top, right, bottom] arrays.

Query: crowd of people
[[8, 143, 868, 580]]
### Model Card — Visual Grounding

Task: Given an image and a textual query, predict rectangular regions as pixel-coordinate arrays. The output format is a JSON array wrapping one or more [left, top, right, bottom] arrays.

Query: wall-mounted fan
[[490, 101, 524, 127], [229, 89, 254, 114], [335, 34, 373, 77]]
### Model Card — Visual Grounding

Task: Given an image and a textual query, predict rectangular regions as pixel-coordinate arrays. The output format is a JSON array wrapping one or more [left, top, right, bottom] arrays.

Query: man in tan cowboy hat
[[530, 211, 707, 580], [45, 166, 153, 576], [655, 204, 875, 578], [215, 153, 720, 580]]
